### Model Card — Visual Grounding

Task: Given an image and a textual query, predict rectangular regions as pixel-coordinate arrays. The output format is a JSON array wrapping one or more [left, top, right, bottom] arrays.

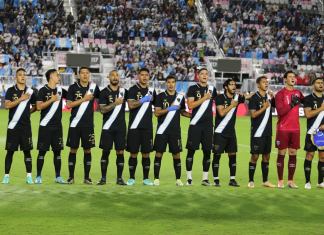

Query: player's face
[[16, 71, 26, 85], [51, 71, 61, 85], [138, 71, 149, 86], [198, 70, 209, 84], [166, 79, 176, 92], [314, 79, 324, 93], [109, 71, 120, 86], [258, 78, 268, 92], [285, 73, 296, 87], [79, 69, 90, 83], [226, 81, 236, 95]]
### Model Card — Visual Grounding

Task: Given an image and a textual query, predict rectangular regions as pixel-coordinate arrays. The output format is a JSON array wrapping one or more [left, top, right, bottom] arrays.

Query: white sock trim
[[186, 171, 192, 180], [202, 171, 209, 180]]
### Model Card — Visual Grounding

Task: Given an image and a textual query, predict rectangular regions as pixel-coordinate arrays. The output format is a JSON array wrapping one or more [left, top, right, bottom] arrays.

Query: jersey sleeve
[[4, 87, 13, 101], [180, 96, 186, 110], [154, 93, 163, 109], [36, 88, 45, 102], [186, 86, 194, 98], [66, 85, 75, 102], [215, 95, 225, 106], [62, 89, 68, 99], [303, 96, 312, 108], [94, 85, 100, 99], [99, 88, 107, 105], [127, 86, 137, 100], [275, 90, 291, 116], [30, 90, 37, 105], [248, 95, 258, 110], [238, 94, 245, 104]]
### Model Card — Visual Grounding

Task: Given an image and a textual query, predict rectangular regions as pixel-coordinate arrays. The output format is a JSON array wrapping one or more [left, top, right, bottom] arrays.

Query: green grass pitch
[[0, 110, 323, 235]]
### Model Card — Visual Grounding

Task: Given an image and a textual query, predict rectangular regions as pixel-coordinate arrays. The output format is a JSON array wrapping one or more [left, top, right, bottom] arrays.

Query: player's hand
[[268, 90, 274, 98], [139, 95, 152, 104], [50, 92, 59, 102], [231, 99, 238, 107], [19, 92, 30, 101], [83, 93, 94, 102], [167, 105, 180, 111], [290, 95, 300, 108], [263, 100, 270, 109], [320, 124, 324, 131], [114, 97, 124, 106], [320, 103, 324, 111], [203, 92, 212, 100]]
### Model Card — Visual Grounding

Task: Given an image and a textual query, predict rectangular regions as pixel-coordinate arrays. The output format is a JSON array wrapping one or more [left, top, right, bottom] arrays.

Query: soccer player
[[275, 70, 304, 188], [66, 67, 100, 184], [303, 77, 324, 189], [153, 75, 191, 186], [213, 79, 248, 187], [1, 68, 37, 184], [97, 70, 127, 186], [126, 68, 156, 186], [186, 67, 217, 186], [247, 76, 275, 188], [35, 69, 67, 184]]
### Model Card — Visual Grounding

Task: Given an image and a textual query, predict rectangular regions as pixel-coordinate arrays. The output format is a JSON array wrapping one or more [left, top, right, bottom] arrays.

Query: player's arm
[[154, 106, 168, 117], [274, 92, 291, 116], [127, 99, 142, 110], [30, 104, 36, 113], [180, 110, 191, 118], [187, 93, 211, 110], [66, 93, 93, 109], [5, 92, 30, 109], [304, 104, 324, 119], [250, 101, 270, 119], [36, 93, 59, 111], [216, 99, 238, 117], [100, 98, 123, 114]]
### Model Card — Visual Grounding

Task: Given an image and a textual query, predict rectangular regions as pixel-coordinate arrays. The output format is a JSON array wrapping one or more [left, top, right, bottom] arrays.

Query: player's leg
[[53, 150, 65, 184], [261, 153, 275, 187], [212, 134, 226, 187], [201, 125, 213, 186], [226, 135, 239, 187], [153, 152, 163, 186], [248, 154, 259, 188], [20, 126, 34, 184], [153, 134, 168, 185], [66, 127, 81, 184], [98, 130, 114, 185], [115, 128, 127, 185], [276, 131, 289, 188], [126, 129, 140, 185], [287, 148, 298, 188], [35, 151, 47, 184], [169, 134, 183, 186], [303, 134, 316, 189], [140, 129, 153, 186], [317, 151, 324, 188], [81, 127, 95, 184], [23, 150, 33, 184], [2, 151, 14, 184], [3, 129, 19, 183], [173, 153, 183, 186]]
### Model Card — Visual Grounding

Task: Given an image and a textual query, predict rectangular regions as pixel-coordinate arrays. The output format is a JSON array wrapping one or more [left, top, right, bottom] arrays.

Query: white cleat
[[153, 179, 160, 186], [304, 182, 312, 190], [317, 182, 324, 188], [176, 179, 184, 186], [248, 181, 255, 188]]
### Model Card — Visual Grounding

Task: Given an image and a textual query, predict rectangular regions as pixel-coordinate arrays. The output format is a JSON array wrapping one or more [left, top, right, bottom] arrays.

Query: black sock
[[116, 154, 124, 179], [128, 157, 137, 179], [318, 161, 324, 184], [212, 154, 221, 178], [142, 157, 150, 180], [23, 151, 32, 173], [53, 151, 62, 178], [37, 151, 46, 177], [304, 159, 312, 183], [249, 162, 256, 182], [173, 158, 181, 180], [203, 150, 211, 172], [68, 152, 76, 178], [154, 156, 162, 179], [84, 153, 91, 179], [261, 161, 269, 183], [100, 150, 110, 180], [186, 149, 195, 171], [5, 151, 14, 174], [229, 155, 237, 178]]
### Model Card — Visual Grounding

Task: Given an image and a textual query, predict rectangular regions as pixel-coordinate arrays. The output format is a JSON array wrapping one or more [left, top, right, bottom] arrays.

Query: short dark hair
[[256, 76, 267, 84], [79, 67, 90, 74], [139, 67, 150, 74], [166, 75, 176, 81], [283, 70, 295, 79], [311, 77, 324, 85], [45, 69, 57, 82], [197, 67, 208, 74], [223, 78, 235, 90], [16, 68, 26, 74]]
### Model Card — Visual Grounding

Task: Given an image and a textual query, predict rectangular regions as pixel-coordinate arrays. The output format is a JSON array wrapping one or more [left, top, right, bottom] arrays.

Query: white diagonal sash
[[70, 82, 96, 128], [103, 88, 125, 130], [8, 88, 34, 129], [308, 111, 324, 134], [190, 85, 214, 125], [130, 87, 154, 129], [157, 93, 183, 135], [40, 86, 62, 127], [215, 94, 238, 133], [254, 94, 271, 137]]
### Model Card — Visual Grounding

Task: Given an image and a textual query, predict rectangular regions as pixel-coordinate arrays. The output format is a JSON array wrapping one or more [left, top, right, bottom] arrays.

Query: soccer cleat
[[127, 178, 135, 186], [186, 179, 193, 186], [214, 179, 221, 187], [143, 179, 154, 186], [176, 179, 183, 186], [2, 175, 9, 184], [304, 182, 312, 190], [34, 176, 42, 184], [116, 178, 127, 186], [26, 175, 34, 185], [248, 181, 255, 188], [84, 178, 93, 185], [67, 177, 75, 184], [277, 180, 284, 189], [96, 179, 106, 185], [153, 179, 160, 186], [201, 179, 211, 186], [229, 179, 240, 187], [55, 176, 66, 184], [287, 182, 298, 189], [262, 181, 276, 188], [317, 182, 324, 188]]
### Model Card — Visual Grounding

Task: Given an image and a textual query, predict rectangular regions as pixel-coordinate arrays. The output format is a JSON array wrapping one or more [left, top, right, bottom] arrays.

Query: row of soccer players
[[1, 67, 324, 189]]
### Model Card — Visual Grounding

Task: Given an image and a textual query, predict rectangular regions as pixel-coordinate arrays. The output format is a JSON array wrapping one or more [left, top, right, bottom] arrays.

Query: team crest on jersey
[[196, 91, 201, 99]]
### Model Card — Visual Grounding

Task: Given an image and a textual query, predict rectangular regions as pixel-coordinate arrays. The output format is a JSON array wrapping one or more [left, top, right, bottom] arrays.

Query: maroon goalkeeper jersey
[[275, 87, 304, 132]]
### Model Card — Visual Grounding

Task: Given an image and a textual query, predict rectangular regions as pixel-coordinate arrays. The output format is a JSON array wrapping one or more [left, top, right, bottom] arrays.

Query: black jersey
[[248, 92, 273, 137], [99, 85, 128, 130], [155, 91, 186, 135], [127, 83, 156, 130], [66, 81, 100, 127], [5, 85, 36, 128], [215, 93, 245, 137], [186, 83, 217, 125], [37, 85, 67, 127], [303, 93, 324, 132]]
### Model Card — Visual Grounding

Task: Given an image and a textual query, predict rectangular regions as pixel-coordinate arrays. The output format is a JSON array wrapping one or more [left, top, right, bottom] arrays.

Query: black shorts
[[126, 128, 153, 153], [66, 126, 95, 149], [304, 134, 324, 152], [6, 126, 33, 151], [99, 127, 126, 151], [154, 133, 182, 154], [213, 133, 237, 154], [250, 136, 272, 154], [186, 123, 213, 151], [37, 125, 64, 151]]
